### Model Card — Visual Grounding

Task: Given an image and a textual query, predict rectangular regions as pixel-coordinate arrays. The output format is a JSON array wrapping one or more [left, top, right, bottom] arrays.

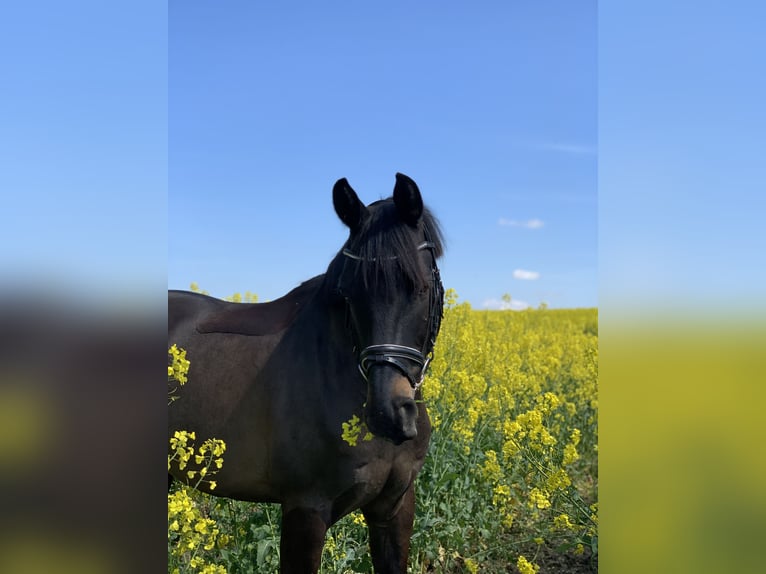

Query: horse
[[168, 173, 445, 573]]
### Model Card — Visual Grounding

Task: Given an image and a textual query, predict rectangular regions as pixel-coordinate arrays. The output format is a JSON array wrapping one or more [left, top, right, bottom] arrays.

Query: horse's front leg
[[363, 484, 416, 574], [280, 506, 328, 574]]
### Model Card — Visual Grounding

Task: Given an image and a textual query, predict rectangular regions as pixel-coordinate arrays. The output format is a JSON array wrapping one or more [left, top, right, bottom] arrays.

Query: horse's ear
[[333, 178, 369, 233], [393, 172, 423, 227]]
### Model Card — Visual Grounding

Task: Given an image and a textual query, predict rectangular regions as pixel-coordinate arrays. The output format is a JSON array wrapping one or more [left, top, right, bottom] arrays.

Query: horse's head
[[331, 173, 445, 445]]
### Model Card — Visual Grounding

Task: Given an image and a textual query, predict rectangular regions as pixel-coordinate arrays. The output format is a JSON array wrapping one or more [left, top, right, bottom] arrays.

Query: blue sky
[[599, 0, 765, 315], [1, 1, 167, 301], [2, 1, 762, 314], [168, 1, 597, 309]]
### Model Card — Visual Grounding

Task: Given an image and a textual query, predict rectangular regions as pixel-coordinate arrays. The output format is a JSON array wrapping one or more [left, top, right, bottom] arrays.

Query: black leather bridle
[[337, 237, 444, 390]]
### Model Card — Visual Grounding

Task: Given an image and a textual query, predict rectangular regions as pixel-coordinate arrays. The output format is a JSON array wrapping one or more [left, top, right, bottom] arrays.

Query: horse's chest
[[338, 456, 412, 512]]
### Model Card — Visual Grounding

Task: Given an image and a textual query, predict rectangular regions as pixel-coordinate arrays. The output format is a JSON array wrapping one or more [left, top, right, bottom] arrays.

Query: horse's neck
[[292, 287, 361, 392]]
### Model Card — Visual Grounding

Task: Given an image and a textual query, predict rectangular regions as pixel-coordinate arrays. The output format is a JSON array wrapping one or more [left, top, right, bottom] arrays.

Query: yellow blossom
[[563, 443, 580, 466], [528, 487, 552, 510], [546, 468, 572, 491], [481, 450, 502, 482], [517, 555, 540, 574], [168, 344, 190, 385], [553, 513, 576, 531], [341, 414, 374, 446]]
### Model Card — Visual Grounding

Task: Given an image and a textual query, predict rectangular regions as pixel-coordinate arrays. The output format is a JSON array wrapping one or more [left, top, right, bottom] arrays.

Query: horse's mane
[[327, 199, 444, 294]]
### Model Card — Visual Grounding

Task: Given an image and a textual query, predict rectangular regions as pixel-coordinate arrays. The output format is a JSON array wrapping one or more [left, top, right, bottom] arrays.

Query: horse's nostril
[[398, 400, 419, 441], [396, 398, 418, 421]]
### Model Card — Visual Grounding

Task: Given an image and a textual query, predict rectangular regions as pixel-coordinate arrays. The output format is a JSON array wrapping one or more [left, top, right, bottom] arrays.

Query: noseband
[[338, 239, 444, 390]]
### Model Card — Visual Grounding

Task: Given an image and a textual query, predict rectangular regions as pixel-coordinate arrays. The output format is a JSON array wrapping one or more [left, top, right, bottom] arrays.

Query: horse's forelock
[[340, 199, 443, 293]]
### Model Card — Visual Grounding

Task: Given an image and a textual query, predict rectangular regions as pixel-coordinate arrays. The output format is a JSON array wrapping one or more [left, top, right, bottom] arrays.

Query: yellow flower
[[502, 438, 520, 458], [553, 513, 576, 531], [492, 483, 511, 506], [341, 414, 372, 446], [563, 443, 580, 466], [481, 450, 502, 482], [194, 520, 209, 534], [528, 487, 551, 510], [537, 391, 560, 414], [546, 468, 572, 491], [341, 415, 361, 446], [168, 345, 190, 384], [517, 555, 540, 574]]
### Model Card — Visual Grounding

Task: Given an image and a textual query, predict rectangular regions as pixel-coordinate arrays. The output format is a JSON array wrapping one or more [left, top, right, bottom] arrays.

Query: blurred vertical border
[[600, 1, 766, 573], [0, 1, 167, 573]]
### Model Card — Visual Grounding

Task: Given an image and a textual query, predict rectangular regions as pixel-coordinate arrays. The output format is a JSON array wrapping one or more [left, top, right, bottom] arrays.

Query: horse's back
[[168, 290, 223, 342], [169, 277, 323, 339]]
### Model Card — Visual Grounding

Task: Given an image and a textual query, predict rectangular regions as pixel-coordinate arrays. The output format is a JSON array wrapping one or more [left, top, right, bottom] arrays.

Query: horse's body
[[168, 174, 444, 573]]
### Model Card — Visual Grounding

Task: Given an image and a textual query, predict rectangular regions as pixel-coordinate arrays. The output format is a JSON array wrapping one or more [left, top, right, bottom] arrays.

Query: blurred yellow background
[[601, 318, 766, 573]]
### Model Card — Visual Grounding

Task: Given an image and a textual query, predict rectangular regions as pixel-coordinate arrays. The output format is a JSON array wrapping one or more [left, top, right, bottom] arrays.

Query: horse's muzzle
[[365, 367, 419, 444]]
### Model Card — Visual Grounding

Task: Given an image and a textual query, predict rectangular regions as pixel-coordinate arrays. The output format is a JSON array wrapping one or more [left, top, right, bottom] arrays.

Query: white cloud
[[513, 269, 540, 280], [482, 298, 530, 311], [498, 218, 544, 229]]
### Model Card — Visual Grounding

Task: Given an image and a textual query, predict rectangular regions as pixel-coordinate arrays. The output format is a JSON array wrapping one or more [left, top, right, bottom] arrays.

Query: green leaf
[[256, 538, 275, 567]]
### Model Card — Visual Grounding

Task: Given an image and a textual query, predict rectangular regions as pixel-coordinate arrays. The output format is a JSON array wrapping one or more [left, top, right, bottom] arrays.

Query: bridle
[[336, 235, 444, 391]]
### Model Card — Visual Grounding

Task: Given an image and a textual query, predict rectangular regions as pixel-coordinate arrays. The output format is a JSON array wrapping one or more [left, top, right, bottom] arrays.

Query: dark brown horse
[[168, 173, 445, 573]]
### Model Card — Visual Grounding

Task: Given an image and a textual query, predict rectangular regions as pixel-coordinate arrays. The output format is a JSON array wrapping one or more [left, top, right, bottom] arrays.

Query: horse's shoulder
[[195, 276, 323, 336]]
